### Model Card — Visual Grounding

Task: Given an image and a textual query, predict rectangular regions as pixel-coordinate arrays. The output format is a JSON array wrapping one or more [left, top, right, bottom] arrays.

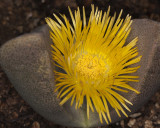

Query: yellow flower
[[46, 5, 141, 124]]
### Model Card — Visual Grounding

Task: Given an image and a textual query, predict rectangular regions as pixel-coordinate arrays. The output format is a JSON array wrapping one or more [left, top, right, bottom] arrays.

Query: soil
[[0, 0, 160, 128]]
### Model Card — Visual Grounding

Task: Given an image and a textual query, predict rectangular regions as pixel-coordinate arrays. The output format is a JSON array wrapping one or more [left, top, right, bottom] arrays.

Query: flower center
[[75, 54, 107, 80]]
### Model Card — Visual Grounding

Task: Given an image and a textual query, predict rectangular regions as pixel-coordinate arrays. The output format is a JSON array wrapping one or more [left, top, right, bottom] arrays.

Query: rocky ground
[[0, 0, 160, 128]]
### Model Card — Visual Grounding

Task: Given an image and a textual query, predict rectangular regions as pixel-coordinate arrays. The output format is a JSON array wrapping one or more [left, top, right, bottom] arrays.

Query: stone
[[155, 103, 160, 109], [129, 113, 142, 118], [144, 120, 153, 128], [156, 120, 160, 124], [32, 121, 40, 128], [127, 119, 136, 127], [0, 19, 160, 127], [120, 120, 125, 128]]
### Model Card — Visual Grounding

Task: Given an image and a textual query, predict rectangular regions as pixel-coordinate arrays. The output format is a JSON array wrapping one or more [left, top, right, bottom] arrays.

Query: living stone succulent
[[0, 6, 160, 127], [46, 5, 142, 124]]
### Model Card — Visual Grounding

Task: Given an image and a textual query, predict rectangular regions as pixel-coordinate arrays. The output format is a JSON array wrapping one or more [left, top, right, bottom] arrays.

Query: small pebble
[[155, 103, 160, 109], [120, 120, 125, 128], [26, 12, 33, 20], [129, 113, 142, 118], [15, 0, 22, 7], [116, 122, 119, 125], [17, 26, 23, 33], [128, 119, 136, 127], [144, 120, 153, 128], [32, 121, 40, 128], [150, 109, 156, 116], [12, 111, 18, 118], [153, 115, 158, 120], [41, 0, 45, 3], [155, 120, 160, 125]]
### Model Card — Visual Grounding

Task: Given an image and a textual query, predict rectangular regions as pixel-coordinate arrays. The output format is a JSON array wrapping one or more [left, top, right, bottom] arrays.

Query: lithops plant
[[46, 5, 142, 124], [0, 5, 160, 127]]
